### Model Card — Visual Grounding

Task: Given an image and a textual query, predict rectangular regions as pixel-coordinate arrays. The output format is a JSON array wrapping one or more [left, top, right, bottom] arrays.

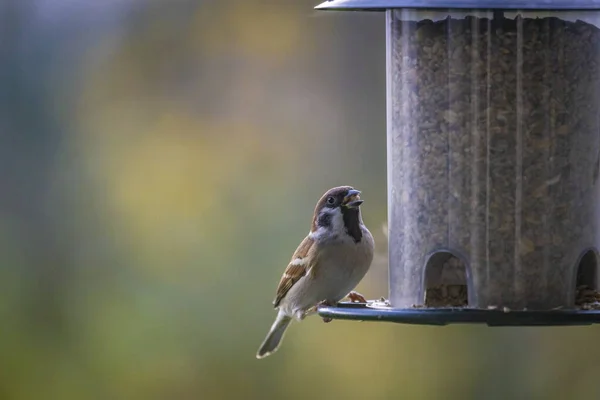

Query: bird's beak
[[342, 189, 363, 208]]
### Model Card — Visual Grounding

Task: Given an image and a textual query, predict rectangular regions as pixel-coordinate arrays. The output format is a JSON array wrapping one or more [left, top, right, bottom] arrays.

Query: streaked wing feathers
[[272, 236, 316, 307]]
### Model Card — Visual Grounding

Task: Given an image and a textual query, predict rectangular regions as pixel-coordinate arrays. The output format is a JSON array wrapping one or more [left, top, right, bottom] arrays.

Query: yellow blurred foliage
[[192, 2, 306, 61]]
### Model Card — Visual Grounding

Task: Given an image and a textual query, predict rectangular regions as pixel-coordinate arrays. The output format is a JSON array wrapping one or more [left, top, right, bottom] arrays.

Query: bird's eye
[[326, 196, 336, 205]]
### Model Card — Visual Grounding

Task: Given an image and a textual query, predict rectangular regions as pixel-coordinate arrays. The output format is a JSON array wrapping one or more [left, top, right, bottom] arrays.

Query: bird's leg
[[303, 300, 331, 321], [315, 300, 334, 323], [345, 291, 367, 303], [302, 306, 318, 319]]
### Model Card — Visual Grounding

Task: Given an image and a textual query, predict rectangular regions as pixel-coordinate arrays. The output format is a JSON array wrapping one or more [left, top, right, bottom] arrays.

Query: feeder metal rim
[[315, 0, 600, 11], [318, 302, 600, 326]]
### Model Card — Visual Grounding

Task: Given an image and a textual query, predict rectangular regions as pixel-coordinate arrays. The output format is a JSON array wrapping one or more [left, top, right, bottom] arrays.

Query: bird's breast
[[279, 227, 374, 317], [315, 229, 374, 285]]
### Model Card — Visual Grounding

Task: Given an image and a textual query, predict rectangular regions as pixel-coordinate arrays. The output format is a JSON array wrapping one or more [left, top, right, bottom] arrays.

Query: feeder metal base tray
[[318, 301, 600, 326]]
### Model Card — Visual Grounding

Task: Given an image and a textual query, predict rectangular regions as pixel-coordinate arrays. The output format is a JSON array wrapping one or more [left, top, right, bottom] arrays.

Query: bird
[[256, 186, 375, 359]]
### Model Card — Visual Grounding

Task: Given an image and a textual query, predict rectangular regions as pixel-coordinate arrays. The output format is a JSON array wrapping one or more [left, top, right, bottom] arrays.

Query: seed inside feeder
[[424, 255, 468, 307], [575, 285, 600, 310]]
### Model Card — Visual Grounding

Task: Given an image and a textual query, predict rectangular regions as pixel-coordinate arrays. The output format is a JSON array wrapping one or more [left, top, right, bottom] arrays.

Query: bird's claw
[[346, 291, 367, 303], [316, 300, 334, 323]]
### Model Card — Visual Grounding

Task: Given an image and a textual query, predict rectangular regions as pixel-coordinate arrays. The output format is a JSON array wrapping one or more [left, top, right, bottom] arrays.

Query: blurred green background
[[1, 0, 600, 399]]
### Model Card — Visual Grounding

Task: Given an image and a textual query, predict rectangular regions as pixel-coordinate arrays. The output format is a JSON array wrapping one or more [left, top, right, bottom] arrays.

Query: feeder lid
[[315, 0, 600, 11]]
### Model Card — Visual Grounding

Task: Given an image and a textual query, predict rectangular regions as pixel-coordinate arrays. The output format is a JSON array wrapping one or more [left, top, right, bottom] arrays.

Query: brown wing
[[272, 235, 317, 307]]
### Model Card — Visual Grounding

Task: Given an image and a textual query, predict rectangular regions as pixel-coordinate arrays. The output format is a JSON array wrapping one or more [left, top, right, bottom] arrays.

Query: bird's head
[[311, 186, 364, 242]]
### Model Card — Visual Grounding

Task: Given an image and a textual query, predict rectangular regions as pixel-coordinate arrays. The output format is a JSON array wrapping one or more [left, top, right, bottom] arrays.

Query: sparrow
[[256, 186, 375, 359]]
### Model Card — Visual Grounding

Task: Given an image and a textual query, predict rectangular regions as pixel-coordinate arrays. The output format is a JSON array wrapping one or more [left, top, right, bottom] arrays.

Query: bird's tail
[[256, 312, 292, 359]]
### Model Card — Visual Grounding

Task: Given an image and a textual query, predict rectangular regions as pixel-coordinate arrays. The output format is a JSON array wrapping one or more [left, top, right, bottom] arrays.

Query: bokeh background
[[1, 0, 600, 399]]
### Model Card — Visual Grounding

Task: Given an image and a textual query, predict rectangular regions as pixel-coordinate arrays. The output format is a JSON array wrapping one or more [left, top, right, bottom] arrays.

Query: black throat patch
[[342, 207, 362, 243]]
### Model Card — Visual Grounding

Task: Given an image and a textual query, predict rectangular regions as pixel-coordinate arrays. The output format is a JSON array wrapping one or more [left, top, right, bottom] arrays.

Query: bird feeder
[[316, 0, 600, 326]]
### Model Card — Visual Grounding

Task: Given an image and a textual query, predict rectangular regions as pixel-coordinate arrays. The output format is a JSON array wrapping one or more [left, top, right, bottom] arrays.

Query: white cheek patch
[[329, 208, 344, 233], [310, 207, 344, 240]]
